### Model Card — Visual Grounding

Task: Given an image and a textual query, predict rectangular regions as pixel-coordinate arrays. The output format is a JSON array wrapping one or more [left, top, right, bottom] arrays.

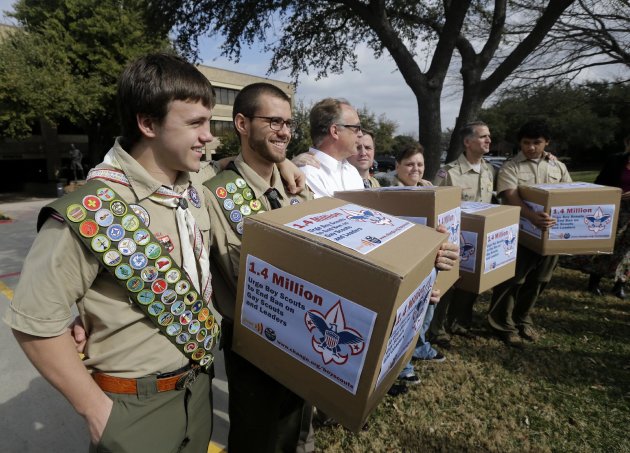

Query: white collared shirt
[[300, 147, 365, 198]]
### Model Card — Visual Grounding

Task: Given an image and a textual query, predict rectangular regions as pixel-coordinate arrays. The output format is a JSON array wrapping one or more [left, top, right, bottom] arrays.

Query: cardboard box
[[454, 202, 521, 294], [518, 182, 621, 255], [233, 197, 446, 431], [334, 186, 462, 293]]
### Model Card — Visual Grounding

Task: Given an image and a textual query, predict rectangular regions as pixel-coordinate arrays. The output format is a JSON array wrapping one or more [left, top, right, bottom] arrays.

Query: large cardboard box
[[334, 186, 462, 294], [518, 182, 621, 255], [455, 202, 521, 294], [233, 197, 446, 431]]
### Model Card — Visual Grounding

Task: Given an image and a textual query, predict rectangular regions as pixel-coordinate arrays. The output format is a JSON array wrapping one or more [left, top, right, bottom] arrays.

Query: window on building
[[211, 120, 233, 137], [215, 87, 240, 105]]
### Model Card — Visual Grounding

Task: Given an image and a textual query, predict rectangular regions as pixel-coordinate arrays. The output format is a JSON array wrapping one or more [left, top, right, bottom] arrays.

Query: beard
[[248, 134, 286, 164]]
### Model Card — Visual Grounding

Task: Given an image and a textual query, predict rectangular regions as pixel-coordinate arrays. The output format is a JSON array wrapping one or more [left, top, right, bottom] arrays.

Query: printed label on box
[[461, 201, 495, 213], [519, 201, 544, 239], [286, 203, 413, 255], [375, 269, 436, 389], [533, 182, 601, 190], [438, 206, 461, 246], [549, 204, 615, 240], [400, 216, 428, 226], [484, 224, 519, 274], [459, 230, 478, 273], [241, 255, 377, 395]]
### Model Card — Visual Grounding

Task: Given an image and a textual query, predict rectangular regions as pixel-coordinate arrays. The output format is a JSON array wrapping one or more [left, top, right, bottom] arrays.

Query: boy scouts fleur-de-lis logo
[[503, 230, 516, 256], [447, 223, 460, 243], [305, 301, 365, 365], [584, 207, 612, 233], [459, 233, 475, 262], [341, 208, 393, 226]]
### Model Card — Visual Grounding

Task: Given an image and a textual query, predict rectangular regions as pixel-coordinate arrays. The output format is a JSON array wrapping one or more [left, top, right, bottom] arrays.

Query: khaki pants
[[90, 370, 213, 453]]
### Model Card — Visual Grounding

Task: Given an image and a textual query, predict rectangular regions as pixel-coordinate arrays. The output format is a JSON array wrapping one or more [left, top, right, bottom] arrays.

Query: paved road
[[0, 198, 228, 452]]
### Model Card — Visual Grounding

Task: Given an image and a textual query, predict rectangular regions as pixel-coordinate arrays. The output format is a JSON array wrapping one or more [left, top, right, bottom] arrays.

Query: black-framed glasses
[[336, 123, 362, 134], [246, 115, 295, 132]]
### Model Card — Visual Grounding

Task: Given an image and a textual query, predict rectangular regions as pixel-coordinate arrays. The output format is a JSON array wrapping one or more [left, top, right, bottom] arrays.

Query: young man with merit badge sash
[[429, 121, 496, 344], [4, 53, 220, 452], [488, 120, 571, 347], [205, 83, 314, 453]]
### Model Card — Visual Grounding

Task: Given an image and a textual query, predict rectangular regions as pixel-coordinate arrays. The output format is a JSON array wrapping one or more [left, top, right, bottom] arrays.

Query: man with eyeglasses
[[298, 98, 365, 197], [204, 82, 314, 453]]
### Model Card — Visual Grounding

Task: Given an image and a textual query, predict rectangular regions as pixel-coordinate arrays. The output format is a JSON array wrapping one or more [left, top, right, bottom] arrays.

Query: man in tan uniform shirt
[[4, 53, 218, 452], [489, 120, 571, 347], [430, 122, 495, 343], [206, 83, 313, 453]]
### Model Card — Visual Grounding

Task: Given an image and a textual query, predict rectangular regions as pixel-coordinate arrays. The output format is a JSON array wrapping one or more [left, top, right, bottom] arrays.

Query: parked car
[[483, 155, 507, 170], [375, 155, 396, 172]]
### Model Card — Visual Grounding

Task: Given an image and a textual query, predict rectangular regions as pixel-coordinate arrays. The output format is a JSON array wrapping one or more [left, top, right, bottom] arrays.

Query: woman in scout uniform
[[392, 143, 433, 187], [4, 53, 220, 453]]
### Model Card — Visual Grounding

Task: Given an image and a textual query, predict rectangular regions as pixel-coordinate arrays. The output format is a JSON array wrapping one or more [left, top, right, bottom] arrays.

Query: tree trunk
[[445, 90, 485, 163], [417, 92, 443, 180]]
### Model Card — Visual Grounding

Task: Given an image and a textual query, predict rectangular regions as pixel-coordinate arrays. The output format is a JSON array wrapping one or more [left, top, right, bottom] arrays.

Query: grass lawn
[[314, 266, 630, 452], [570, 170, 599, 183]]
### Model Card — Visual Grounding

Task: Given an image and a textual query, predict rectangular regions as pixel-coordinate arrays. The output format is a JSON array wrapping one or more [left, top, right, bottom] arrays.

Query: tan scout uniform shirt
[[496, 151, 571, 194], [367, 175, 380, 188], [392, 176, 433, 187], [209, 154, 312, 321], [3, 140, 216, 378], [434, 153, 495, 203]]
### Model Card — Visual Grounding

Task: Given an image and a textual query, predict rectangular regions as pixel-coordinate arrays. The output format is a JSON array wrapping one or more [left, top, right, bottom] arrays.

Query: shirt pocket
[[518, 171, 537, 186], [547, 166, 562, 183]]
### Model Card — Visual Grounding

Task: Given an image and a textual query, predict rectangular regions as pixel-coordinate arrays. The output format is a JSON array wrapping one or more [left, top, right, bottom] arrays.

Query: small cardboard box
[[455, 202, 521, 294], [518, 182, 621, 255], [233, 197, 446, 431], [334, 186, 462, 293]]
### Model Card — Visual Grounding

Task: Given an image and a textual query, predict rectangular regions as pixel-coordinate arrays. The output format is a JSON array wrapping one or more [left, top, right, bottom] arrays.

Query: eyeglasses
[[336, 124, 362, 134], [246, 115, 295, 132]]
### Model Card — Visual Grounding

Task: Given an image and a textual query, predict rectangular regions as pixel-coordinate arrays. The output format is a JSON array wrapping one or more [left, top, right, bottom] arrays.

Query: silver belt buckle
[[175, 366, 200, 390]]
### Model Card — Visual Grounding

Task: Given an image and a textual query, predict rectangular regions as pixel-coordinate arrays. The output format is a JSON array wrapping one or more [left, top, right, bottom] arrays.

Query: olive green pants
[[429, 286, 479, 338], [90, 369, 213, 453]]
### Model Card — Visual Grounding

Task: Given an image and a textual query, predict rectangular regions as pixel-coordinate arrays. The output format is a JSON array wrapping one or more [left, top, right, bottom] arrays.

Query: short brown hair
[[309, 97, 351, 147], [396, 142, 424, 163]]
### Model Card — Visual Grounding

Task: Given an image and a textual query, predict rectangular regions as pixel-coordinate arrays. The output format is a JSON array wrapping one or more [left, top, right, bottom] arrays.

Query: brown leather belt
[[93, 364, 201, 394]]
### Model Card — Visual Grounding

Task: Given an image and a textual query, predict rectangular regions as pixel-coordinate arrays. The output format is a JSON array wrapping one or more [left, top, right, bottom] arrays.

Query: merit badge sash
[[204, 165, 266, 237], [38, 180, 219, 370]]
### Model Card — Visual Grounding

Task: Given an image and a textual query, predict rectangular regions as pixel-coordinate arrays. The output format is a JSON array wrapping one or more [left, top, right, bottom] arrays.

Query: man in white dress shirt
[[299, 98, 365, 197]]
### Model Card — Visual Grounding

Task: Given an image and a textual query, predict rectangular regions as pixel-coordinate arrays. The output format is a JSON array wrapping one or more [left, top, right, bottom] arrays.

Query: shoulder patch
[[436, 169, 448, 179]]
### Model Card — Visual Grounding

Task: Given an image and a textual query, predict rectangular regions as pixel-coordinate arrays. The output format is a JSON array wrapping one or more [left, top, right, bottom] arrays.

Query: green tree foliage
[[0, 0, 171, 156], [357, 107, 397, 155], [480, 81, 630, 164], [286, 100, 311, 159]]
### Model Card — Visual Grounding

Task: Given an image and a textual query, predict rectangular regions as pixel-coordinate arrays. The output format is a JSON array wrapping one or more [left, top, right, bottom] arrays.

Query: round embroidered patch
[[117, 237, 137, 256], [161, 289, 177, 305], [145, 243, 162, 260], [126, 276, 144, 292], [67, 204, 87, 223], [191, 300, 203, 314], [226, 182, 237, 194], [188, 320, 201, 335], [188, 187, 201, 208], [115, 264, 133, 280], [148, 301, 165, 316], [235, 178, 247, 189], [215, 187, 228, 199], [176, 332, 190, 345], [232, 193, 244, 205], [236, 221, 244, 235], [166, 323, 182, 336], [121, 214, 140, 232], [129, 204, 150, 227], [198, 307, 210, 322], [109, 200, 127, 217], [137, 290, 155, 305], [96, 187, 115, 201], [184, 291, 198, 305], [91, 234, 111, 253], [140, 266, 158, 282], [223, 198, 235, 211], [171, 300, 186, 316], [158, 312, 174, 326], [133, 229, 151, 246], [79, 220, 99, 238], [240, 205, 252, 216], [204, 335, 216, 351], [106, 224, 125, 242], [175, 280, 190, 295], [151, 279, 168, 294], [180, 310, 193, 326], [191, 347, 206, 360], [165, 269, 181, 284], [185, 341, 198, 353], [95, 209, 114, 227], [129, 252, 148, 270], [103, 250, 122, 267], [230, 210, 242, 222], [250, 200, 262, 211], [155, 256, 172, 272], [82, 195, 102, 212], [200, 354, 214, 366], [242, 188, 253, 201]]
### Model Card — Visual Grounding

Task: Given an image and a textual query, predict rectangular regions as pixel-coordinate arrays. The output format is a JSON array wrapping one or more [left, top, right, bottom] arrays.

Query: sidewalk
[[0, 196, 228, 453]]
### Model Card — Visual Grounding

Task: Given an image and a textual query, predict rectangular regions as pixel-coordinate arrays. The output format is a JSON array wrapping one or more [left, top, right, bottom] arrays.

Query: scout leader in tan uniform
[[392, 143, 433, 187], [205, 83, 313, 453], [4, 53, 220, 452], [489, 119, 571, 348], [430, 121, 495, 344], [347, 130, 381, 188]]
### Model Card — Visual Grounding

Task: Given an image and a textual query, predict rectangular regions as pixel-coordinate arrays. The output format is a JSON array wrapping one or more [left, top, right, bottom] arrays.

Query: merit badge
[[223, 198, 235, 211], [196, 328, 207, 343], [187, 187, 201, 208], [184, 291, 198, 305], [188, 320, 201, 335], [79, 220, 99, 238], [166, 323, 182, 336], [226, 182, 237, 194], [175, 280, 190, 295], [110, 200, 127, 217], [240, 205, 252, 216], [171, 300, 186, 316], [67, 204, 87, 223], [236, 221, 244, 235], [161, 289, 177, 305], [165, 269, 181, 284], [156, 233, 174, 253], [155, 256, 172, 272], [106, 224, 125, 242], [209, 322, 220, 338], [133, 229, 151, 246], [232, 193, 244, 205], [103, 250, 122, 267], [242, 188, 253, 201], [118, 237, 137, 256], [82, 195, 102, 212], [191, 300, 203, 314], [115, 264, 133, 280], [204, 335, 216, 351], [198, 307, 210, 322], [129, 252, 148, 270], [250, 200, 262, 211], [148, 301, 165, 316], [151, 279, 168, 294], [126, 276, 144, 292], [200, 354, 214, 366], [95, 209, 114, 227], [180, 310, 193, 326], [141, 266, 158, 282], [215, 187, 227, 199], [176, 332, 190, 345], [205, 315, 215, 330], [91, 234, 111, 253], [121, 214, 140, 232], [145, 243, 162, 260], [192, 347, 205, 360], [290, 198, 300, 205], [235, 178, 247, 189], [96, 187, 115, 201], [158, 312, 174, 326], [137, 290, 155, 305], [129, 204, 150, 227], [185, 342, 198, 354], [230, 210, 242, 223]]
